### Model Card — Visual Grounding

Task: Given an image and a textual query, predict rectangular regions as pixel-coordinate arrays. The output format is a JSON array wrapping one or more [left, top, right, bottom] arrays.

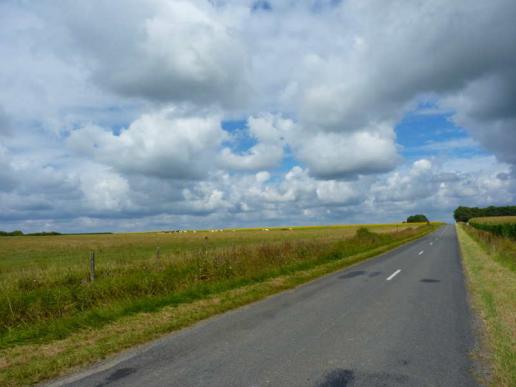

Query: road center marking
[[429, 242, 433, 246], [418, 250, 424, 255], [387, 269, 401, 281]]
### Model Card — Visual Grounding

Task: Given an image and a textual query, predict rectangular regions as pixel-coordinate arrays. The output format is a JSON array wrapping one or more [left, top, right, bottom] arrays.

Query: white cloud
[[371, 157, 513, 218], [79, 166, 132, 212], [220, 114, 292, 171], [315, 180, 360, 205], [68, 107, 227, 180], [220, 143, 284, 171], [290, 124, 400, 178], [1, 0, 516, 231], [45, 0, 250, 107], [442, 73, 516, 165]]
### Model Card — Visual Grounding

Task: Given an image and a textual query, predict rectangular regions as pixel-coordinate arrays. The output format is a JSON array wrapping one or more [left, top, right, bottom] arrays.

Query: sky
[[0, 0, 515, 232]]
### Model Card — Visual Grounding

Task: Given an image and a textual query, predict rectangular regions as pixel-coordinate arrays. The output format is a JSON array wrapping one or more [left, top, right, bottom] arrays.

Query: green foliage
[[463, 224, 516, 271], [0, 230, 24, 236], [406, 214, 429, 223], [453, 205, 516, 222], [457, 225, 516, 385], [355, 227, 373, 238], [26, 231, 61, 236], [469, 220, 516, 240], [0, 230, 61, 237]]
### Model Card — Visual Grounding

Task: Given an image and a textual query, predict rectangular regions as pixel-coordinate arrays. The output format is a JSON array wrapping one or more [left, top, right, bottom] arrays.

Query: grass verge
[[0, 225, 438, 386], [456, 224, 515, 386]]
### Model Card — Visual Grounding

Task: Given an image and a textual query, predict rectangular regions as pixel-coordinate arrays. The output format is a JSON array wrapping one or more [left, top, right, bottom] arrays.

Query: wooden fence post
[[89, 251, 96, 282]]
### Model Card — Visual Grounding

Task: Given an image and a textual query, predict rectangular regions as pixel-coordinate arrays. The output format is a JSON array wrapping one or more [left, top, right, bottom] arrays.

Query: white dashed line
[[418, 250, 424, 255], [429, 242, 433, 246], [386, 269, 401, 281]]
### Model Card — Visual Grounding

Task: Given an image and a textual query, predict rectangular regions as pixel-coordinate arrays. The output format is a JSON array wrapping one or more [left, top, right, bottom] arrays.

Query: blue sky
[[0, 0, 515, 232], [396, 109, 487, 160]]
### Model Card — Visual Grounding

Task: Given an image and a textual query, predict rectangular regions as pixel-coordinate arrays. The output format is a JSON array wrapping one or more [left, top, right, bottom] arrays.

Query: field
[[469, 216, 516, 224], [469, 216, 516, 241], [458, 224, 515, 386], [0, 222, 438, 384], [0, 224, 411, 273]]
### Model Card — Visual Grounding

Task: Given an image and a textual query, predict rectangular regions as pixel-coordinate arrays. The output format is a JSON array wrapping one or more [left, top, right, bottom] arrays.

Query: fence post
[[89, 251, 96, 282], [156, 246, 161, 267]]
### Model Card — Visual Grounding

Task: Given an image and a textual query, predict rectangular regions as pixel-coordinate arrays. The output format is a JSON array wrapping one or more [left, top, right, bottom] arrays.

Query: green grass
[[469, 216, 516, 225], [462, 223, 516, 272], [0, 223, 438, 385], [457, 224, 515, 386], [468, 216, 516, 240], [0, 223, 418, 273]]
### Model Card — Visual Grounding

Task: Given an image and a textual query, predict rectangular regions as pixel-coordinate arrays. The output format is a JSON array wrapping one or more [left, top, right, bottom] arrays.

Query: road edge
[[456, 223, 515, 386]]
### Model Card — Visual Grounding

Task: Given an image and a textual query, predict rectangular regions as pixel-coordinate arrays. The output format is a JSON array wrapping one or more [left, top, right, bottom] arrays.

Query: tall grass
[[0, 224, 434, 349], [462, 223, 516, 272], [457, 224, 515, 386], [469, 217, 516, 240]]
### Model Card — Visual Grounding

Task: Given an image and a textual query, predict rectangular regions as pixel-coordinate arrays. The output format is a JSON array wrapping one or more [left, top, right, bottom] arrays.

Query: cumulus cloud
[[79, 166, 132, 212], [371, 157, 513, 217], [1, 0, 516, 231], [289, 0, 515, 177], [0, 152, 513, 231], [442, 73, 516, 166], [43, 0, 250, 107], [373, 159, 437, 204], [289, 123, 400, 179], [68, 107, 227, 180], [220, 114, 292, 171]]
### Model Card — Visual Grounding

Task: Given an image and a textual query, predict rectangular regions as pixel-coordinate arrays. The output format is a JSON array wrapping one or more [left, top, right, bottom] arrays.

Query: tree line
[[453, 205, 516, 222], [0, 230, 61, 237]]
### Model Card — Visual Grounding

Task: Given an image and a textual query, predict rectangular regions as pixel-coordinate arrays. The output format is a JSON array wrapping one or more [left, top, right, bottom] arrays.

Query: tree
[[453, 205, 516, 222], [407, 214, 429, 223]]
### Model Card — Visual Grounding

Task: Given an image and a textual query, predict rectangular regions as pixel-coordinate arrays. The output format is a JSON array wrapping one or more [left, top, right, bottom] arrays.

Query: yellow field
[[469, 216, 516, 224], [0, 223, 421, 275]]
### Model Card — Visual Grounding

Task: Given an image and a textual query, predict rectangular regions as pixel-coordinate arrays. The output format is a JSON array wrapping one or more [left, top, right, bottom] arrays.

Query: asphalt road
[[54, 224, 478, 387]]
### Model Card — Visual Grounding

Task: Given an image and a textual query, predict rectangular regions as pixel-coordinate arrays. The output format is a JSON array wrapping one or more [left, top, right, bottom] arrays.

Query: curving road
[[54, 224, 478, 387]]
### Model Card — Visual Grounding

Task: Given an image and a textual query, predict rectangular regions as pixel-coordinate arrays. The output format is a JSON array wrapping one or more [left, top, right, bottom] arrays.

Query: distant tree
[[0, 230, 62, 237], [406, 214, 429, 223], [27, 231, 61, 236], [0, 230, 24, 236], [453, 205, 516, 222]]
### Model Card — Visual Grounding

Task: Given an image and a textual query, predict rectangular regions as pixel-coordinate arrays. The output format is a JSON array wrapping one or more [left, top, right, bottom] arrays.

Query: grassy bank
[[463, 221, 516, 272], [0, 223, 437, 385], [457, 224, 515, 386]]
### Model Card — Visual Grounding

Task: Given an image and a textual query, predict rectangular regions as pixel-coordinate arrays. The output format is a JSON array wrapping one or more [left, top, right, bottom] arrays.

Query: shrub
[[0, 230, 24, 236], [406, 214, 429, 223]]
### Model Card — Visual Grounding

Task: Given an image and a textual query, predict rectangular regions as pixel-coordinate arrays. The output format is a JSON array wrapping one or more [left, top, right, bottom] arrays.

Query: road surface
[[54, 224, 478, 386]]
